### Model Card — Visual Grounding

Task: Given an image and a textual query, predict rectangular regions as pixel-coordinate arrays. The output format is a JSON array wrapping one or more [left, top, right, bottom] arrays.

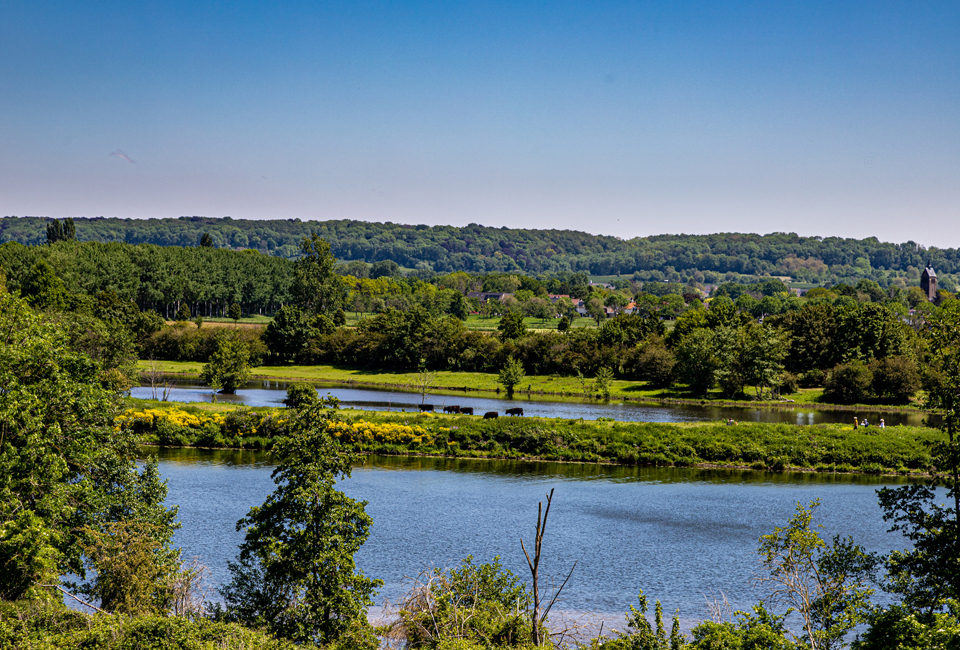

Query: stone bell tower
[[920, 263, 938, 302]]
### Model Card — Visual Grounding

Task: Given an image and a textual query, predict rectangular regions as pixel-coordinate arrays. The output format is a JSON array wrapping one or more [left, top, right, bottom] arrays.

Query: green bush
[[397, 556, 534, 648], [869, 356, 920, 403], [0, 600, 294, 650], [823, 361, 874, 403]]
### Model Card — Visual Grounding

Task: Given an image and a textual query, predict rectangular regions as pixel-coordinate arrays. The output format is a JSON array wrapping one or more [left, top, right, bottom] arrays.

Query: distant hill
[[1, 215, 957, 286]]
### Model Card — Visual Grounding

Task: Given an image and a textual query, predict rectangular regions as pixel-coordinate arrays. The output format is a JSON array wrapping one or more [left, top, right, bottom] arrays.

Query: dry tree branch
[[43, 584, 110, 615], [520, 488, 579, 647]]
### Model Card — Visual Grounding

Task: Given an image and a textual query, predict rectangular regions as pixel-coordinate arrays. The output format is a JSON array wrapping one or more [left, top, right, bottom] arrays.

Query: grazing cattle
[[505, 408, 524, 417], [460, 407, 474, 415], [443, 405, 461, 413], [418, 404, 434, 412], [483, 411, 499, 419]]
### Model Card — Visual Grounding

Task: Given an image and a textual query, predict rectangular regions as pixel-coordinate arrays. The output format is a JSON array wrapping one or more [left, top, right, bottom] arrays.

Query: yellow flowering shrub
[[116, 408, 225, 432], [328, 421, 432, 446]]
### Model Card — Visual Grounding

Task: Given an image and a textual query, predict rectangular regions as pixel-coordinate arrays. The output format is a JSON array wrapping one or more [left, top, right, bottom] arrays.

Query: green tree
[[526, 296, 553, 324], [216, 402, 381, 647], [690, 605, 797, 650], [229, 303, 242, 323], [199, 232, 214, 247], [0, 292, 178, 602], [498, 357, 526, 397], [869, 356, 920, 403], [877, 302, 960, 612], [594, 367, 615, 400], [742, 324, 791, 400], [23, 258, 68, 311], [201, 330, 252, 394], [370, 259, 400, 279], [587, 297, 607, 325], [635, 337, 676, 388], [498, 311, 527, 341], [264, 305, 313, 362], [397, 556, 533, 648], [45, 218, 75, 244], [449, 292, 470, 321], [675, 328, 720, 396], [175, 303, 191, 321], [756, 500, 877, 650], [292, 233, 348, 317], [599, 591, 685, 650]]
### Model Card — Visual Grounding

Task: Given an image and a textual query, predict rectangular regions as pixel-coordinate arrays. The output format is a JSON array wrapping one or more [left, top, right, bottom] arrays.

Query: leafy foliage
[[498, 358, 526, 397], [215, 401, 381, 646], [396, 556, 534, 649], [755, 500, 877, 650], [877, 301, 960, 611], [0, 292, 179, 604], [201, 330, 252, 394]]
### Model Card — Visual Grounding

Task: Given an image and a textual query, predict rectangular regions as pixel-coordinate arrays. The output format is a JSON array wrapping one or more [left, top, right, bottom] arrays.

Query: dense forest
[[2, 215, 959, 288]]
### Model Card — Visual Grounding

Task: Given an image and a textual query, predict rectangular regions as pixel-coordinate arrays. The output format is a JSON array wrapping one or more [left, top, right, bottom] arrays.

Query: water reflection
[[148, 448, 908, 624]]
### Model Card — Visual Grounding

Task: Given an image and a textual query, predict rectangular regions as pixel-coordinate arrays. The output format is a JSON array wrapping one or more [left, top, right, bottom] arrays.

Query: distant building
[[921, 263, 938, 302]]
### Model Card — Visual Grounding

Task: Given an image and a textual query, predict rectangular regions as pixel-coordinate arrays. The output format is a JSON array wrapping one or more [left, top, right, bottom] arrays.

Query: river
[[130, 380, 934, 427], [152, 448, 909, 632]]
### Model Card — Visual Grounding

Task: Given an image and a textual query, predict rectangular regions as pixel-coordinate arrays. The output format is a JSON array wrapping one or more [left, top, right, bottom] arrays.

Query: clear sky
[[2, 1, 958, 245]]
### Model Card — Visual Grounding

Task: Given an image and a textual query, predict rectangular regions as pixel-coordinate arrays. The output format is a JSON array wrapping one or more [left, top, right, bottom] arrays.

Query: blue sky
[[2, 1, 958, 245]]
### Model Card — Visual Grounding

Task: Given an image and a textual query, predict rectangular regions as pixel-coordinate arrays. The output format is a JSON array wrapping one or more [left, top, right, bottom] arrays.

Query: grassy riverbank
[[137, 359, 928, 413], [124, 398, 939, 476]]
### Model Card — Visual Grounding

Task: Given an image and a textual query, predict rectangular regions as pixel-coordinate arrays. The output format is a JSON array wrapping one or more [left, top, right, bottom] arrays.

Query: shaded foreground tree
[[214, 399, 381, 648], [877, 301, 960, 611], [0, 291, 179, 606]]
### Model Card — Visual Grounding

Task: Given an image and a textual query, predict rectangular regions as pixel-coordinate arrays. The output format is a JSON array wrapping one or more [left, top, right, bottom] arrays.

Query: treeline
[[0, 239, 292, 318], [3, 215, 959, 287], [277, 297, 932, 404]]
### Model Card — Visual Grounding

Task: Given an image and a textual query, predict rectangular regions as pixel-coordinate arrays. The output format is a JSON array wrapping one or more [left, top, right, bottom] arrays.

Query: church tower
[[921, 263, 938, 302]]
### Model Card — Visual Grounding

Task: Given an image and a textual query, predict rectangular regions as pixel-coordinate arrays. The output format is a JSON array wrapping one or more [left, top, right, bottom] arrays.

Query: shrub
[[394, 556, 533, 648], [283, 382, 320, 409], [823, 361, 874, 403], [778, 372, 799, 395], [799, 368, 827, 388], [637, 338, 676, 388], [869, 356, 920, 403]]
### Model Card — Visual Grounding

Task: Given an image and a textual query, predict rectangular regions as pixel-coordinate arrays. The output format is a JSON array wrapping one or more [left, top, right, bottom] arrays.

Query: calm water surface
[[151, 448, 910, 625], [131, 381, 934, 427]]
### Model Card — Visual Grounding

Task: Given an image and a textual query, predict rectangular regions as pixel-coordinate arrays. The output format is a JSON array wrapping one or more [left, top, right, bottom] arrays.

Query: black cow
[[460, 407, 474, 415], [418, 404, 434, 412], [483, 411, 499, 419], [443, 405, 461, 413], [506, 408, 524, 417]]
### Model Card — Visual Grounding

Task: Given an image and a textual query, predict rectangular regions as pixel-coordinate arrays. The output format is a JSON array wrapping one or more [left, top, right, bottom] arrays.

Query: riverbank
[[137, 360, 925, 415], [123, 398, 939, 477]]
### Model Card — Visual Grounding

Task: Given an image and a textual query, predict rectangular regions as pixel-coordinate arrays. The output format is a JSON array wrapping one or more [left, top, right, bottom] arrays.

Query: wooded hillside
[[2, 215, 958, 287]]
